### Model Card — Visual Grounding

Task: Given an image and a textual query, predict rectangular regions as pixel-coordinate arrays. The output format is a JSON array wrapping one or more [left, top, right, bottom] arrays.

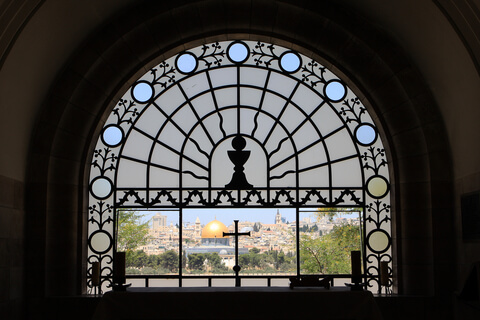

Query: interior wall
[[340, 0, 480, 292], [27, 0, 452, 297], [1, 0, 479, 319]]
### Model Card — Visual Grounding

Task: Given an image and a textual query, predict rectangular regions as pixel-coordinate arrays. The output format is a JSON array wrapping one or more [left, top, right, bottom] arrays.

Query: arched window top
[[90, 40, 387, 208], [88, 40, 391, 292]]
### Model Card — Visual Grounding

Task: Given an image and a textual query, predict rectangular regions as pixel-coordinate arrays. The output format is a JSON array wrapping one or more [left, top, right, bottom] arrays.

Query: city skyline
[[138, 208, 361, 227]]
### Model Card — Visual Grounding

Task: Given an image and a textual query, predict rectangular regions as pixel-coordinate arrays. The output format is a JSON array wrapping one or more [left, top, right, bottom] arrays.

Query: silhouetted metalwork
[[87, 39, 392, 294], [289, 275, 333, 289], [223, 220, 251, 287], [225, 135, 253, 189]]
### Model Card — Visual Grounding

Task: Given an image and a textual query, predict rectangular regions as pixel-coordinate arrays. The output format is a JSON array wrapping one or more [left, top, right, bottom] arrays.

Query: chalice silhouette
[[225, 135, 253, 189]]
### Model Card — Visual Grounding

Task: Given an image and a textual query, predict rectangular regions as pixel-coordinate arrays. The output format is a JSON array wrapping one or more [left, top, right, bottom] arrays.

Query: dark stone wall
[[24, 0, 455, 319], [0, 175, 24, 319]]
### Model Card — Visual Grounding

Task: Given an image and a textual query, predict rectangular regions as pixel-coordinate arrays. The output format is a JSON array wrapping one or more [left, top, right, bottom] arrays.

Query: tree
[[160, 250, 179, 272], [205, 253, 227, 272], [300, 222, 361, 274], [126, 250, 148, 268], [117, 210, 151, 252], [249, 247, 260, 254], [188, 253, 205, 271], [315, 207, 361, 221]]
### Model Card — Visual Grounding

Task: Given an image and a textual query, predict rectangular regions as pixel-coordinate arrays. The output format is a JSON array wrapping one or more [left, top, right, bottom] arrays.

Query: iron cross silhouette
[[223, 220, 251, 287]]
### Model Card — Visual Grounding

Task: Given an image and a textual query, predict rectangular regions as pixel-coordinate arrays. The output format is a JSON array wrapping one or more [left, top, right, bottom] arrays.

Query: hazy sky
[[139, 208, 360, 227]]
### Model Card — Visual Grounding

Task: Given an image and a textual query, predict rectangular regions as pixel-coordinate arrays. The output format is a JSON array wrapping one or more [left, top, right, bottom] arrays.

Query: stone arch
[[26, 0, 453, 298]]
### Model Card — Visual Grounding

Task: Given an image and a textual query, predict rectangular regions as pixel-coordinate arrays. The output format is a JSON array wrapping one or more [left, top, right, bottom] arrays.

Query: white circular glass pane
[[91, 177, 112, 199], [90, 231, 111, 253], [132, 82, 153, 102], [356, 124, 377, 145], [102, 126, 123, 147], [367, 176, 389, 198], [325, 81, 346, 101], [368, 230, 390, 253], [228, 42, 249, 63], [280, 52, 301, 72], [176, 53, 197, 73]]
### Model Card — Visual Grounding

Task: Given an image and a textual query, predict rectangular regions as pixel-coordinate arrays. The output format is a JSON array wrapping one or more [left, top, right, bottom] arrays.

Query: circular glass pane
[[367, 230, 390, 253], [325, 80, 346, 102], [132, 81, 154, 103], [367, 176, 389, 198], [228, 41, 249, 63], [355, 124, 377, 146], [102, 125, 124, 147], [176, 52, 197, 74], [89, 231, 112, 254], [280, 51, 301, 73], [91, 177, 113, 199]]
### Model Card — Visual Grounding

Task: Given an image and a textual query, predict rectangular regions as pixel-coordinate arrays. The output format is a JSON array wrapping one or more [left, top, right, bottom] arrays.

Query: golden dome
[[201, 219, 229, 238]]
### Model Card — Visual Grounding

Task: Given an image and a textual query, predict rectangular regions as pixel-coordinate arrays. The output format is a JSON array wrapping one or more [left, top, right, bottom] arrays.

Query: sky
[[138, 208, 360, 227]]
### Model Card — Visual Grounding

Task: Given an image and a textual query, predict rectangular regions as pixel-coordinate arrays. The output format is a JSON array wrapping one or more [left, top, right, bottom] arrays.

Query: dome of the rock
[[201, 219, 229, 239]]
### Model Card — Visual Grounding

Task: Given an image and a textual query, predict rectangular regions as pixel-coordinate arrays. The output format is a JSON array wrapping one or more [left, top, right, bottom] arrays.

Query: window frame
[[87, 40, 392, 293]]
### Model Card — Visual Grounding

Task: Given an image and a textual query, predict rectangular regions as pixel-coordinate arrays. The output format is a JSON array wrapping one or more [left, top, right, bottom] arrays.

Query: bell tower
[[275, 210, 282, 224], [195, 217, 202, 239]]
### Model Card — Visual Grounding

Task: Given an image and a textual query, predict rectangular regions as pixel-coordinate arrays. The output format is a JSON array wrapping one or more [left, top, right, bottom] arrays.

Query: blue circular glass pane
[[102, 125, 123, 147], [325, 81, 346, 101], [356, 124, 377, 145], [228, 42, 249, 63], [177, 53, 197, 73], [280, 52, 301, 72], [132, 82, 153, 102]]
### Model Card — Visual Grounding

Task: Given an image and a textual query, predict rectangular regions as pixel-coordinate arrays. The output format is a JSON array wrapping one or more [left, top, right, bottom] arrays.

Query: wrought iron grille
[[87, 40, 392, 292]]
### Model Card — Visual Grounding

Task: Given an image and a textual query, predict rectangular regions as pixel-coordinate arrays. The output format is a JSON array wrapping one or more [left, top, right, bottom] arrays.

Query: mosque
[[186, 218, 249, 269]]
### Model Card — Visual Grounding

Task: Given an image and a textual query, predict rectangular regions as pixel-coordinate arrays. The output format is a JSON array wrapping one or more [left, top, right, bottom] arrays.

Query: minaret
[[275, 209, 282, 224], [195, 217, 201, 238]]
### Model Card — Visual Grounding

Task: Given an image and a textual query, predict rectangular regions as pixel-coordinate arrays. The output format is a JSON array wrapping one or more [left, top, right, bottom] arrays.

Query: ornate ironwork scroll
[[87, 40, 392, 293]]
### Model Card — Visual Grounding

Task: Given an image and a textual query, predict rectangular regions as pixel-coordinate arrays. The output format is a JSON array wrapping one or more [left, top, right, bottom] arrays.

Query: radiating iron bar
[[270, 170, 295, 180], [182, 170, 208, 180], [188, 137, 210, 159], [205, 70, 227, 138], [269, 125, 346, 171], [287, 101, 327, 137], [262, 81, 301, 146], [151, 101, 189, 137], [236, 65, 241, 134], [297, 154, 359, 173], [177, 83, 216, 147], [129, 128, 209, 172], [251, 70, 272, 137], [268, 136, 289, 159], [120, 155, 180, 173]]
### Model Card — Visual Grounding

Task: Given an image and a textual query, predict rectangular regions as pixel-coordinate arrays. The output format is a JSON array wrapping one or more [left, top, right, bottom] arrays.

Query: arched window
[[87, 40, 391, 292]]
